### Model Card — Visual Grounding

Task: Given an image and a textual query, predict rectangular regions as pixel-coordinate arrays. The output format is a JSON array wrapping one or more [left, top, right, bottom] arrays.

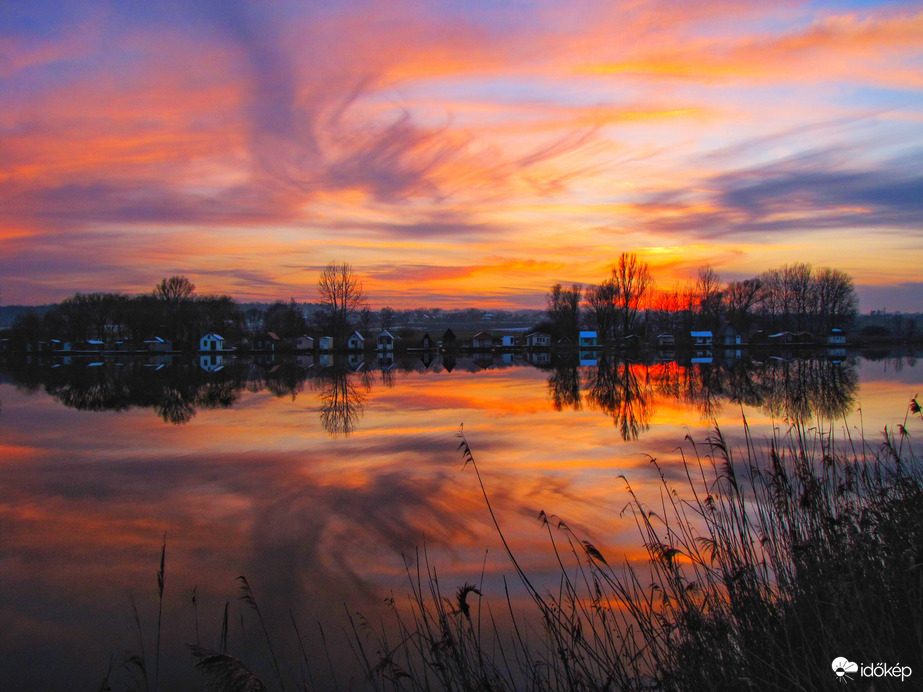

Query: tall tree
[[585, 279, 618, 343], [694, 266, 723, 331], [611, 252, 653, 335], [263, 299, 306, 338], [153, 276, 196, 307], [359, 305, 374, 334], [546, 283, 582, 341], [725, 278, 763, 332], [784, 262, 814, 331], [379, 306, 395, 331], [813, 267, 858, 333], [317, 262, 365, 340], [153, 276, 197, 345], [758, 268, 785, 331]]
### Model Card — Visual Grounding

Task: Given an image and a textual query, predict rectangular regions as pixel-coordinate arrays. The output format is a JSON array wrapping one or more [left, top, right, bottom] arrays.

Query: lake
[[0, 350, 920, 689]]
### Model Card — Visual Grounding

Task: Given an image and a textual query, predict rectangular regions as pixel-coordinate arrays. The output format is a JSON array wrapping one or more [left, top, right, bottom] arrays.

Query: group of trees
[[4, 276, 310, 350], [546, 253, 656, 342], [648, 262, 858, 338], [3, 262, 372, 351], [545, 253, 858, 342]]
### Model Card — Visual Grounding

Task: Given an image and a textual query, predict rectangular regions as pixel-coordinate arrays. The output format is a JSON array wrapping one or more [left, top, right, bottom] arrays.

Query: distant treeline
[[0, 275, 545, 351], [2, 260, 918, 350]]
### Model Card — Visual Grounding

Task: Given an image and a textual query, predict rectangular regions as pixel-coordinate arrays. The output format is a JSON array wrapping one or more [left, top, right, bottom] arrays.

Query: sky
[[1, 0, 922, 311]]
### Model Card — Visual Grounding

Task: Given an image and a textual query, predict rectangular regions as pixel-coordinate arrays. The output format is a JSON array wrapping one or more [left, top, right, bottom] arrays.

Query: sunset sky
[[2, 0, 922, 310]]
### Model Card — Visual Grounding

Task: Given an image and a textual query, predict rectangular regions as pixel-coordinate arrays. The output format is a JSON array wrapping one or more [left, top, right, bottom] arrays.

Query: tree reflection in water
[[585, 357, 653, 441], [313, 366, 367, 437], [755, 357, 858, 421], [549, 354, 861, 436], [547, 357, 581, 411], [1, 351, 866, 438]]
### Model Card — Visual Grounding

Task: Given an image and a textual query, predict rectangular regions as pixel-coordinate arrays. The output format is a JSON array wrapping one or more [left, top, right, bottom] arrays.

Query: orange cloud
[[581, 10, 923, 86]]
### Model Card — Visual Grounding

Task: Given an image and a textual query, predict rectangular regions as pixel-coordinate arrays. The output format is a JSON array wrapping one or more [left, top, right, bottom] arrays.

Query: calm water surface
[[0, 352, 921, 689]]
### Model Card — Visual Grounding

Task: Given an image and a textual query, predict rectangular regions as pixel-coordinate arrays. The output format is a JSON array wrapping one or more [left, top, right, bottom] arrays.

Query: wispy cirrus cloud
[[580, 7, 923, 86], [632, 147, 923, 238], [1, 0, 922, 307]]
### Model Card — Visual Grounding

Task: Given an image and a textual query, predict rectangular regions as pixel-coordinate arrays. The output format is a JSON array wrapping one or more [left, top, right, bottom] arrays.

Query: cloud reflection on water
[[0, 353, 919, 688]]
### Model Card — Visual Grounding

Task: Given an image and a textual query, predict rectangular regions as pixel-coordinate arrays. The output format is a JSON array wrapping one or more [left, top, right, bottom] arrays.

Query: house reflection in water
[[200, 353, 225, 371]]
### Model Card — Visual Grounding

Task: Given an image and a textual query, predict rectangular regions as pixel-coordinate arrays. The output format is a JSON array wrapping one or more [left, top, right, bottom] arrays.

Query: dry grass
[[103, 397, 923, 691]]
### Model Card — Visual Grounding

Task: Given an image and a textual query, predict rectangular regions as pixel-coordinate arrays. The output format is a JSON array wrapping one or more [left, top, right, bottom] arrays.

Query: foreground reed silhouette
[[104, 397, 923, 691]]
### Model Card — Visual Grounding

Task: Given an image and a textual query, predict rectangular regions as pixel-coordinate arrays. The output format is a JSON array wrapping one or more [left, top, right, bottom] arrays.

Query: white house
[[827, 329, 846, 345], [295, 335, 314, 351], [317, 336, 334, 351], [199, 333, 225, 351], [579, 331, 598, 347], [200, 353, 225, 371], [691, 331, 713, 347], [526, 331, 551, 348], [347, 331, 365, 350], [377, 330, 396, 351]]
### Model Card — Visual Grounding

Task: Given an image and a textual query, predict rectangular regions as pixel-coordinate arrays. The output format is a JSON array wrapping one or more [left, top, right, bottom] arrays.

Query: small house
[[420, 333, 435, 349], [578, 331, 598, 348], [442, 329, 457, 349], [656, 334, 675, 347], [526, 331, 551, 348], [317, 336, 334, 351], [295, 335, 314, 351], [768, 331, 793, 345], [691, 331, 713, 347], [255, 332, 281, 351], [827, 329, 846, 345], [377, 330, 396, 351], [501, 335, 516, 348], [721, 325, 742, 347], [472, 331, 494, 349], [199, 333, 225, 351], [144, 337, 172, 353], [347, 331, 365, 350]]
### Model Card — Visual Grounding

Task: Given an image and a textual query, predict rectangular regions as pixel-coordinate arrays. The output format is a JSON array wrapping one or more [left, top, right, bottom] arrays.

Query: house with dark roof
[[472, 331, 494, 349]]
